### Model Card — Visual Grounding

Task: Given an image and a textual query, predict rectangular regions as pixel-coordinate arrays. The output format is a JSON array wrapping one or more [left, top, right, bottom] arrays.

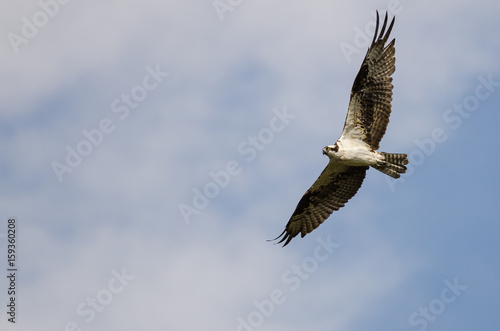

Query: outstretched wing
[[340, 12, 396, 150], [273, 164, 368, 246]]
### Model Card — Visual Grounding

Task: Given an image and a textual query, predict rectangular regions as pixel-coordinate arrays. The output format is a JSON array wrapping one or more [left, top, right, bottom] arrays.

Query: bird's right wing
[[273, 163, 368, 246]]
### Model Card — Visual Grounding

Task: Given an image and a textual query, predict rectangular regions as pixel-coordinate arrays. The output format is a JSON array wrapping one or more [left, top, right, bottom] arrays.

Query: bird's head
[[322, 143, 340, 159]]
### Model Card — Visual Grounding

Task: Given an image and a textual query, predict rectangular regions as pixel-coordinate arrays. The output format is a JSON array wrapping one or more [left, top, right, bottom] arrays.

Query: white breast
[[337, 138, 381, 166]]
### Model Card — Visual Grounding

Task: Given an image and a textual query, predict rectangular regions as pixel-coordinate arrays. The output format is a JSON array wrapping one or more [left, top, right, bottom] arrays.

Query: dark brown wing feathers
[[274, 165, 368, 246], [348, 12, 396, 150]]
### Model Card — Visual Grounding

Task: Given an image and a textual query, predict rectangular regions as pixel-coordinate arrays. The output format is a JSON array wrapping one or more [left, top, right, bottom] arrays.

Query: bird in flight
[[273, 12, 408, 246]]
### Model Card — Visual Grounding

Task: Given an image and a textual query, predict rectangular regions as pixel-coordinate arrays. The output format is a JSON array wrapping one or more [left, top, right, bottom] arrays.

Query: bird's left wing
[[340, 12, 396, 150], [273, 163, 368, 246]]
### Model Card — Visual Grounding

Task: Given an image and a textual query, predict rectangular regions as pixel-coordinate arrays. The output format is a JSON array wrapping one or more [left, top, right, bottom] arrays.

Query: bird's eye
[[332, 145, 339, 152]]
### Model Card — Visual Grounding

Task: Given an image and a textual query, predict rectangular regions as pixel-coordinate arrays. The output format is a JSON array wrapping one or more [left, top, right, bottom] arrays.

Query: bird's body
[[273, 12, 408, 246], [325, 139, 382, 166]]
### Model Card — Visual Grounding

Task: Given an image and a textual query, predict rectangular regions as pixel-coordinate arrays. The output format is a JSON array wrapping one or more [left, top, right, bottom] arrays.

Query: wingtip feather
[[372, 11, 396, 47], [268, 229, 293, 247], [372, 11, 380, 45]]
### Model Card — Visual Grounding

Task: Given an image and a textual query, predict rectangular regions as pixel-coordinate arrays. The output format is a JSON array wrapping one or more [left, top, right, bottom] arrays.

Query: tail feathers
[[373, 152, 408, 179]]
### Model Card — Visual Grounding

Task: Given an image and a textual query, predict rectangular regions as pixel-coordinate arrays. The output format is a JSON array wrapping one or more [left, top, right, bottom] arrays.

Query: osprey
[[273, 12, 408, 246]]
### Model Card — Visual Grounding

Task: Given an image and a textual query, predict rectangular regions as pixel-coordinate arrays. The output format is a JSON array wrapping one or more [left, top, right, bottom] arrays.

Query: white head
[[322, 143, 340, 160]]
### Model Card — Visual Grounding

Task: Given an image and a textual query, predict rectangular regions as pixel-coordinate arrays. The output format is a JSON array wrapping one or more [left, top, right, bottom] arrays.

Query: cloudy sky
[[1, 0, 500, 330]]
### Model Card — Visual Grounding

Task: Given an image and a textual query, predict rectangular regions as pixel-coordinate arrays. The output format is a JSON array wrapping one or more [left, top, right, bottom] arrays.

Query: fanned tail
[[373, 152, 408, 179]]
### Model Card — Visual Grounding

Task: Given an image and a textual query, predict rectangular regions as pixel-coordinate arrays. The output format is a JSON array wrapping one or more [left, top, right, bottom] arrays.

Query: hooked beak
[[322, 147, 327, 155]]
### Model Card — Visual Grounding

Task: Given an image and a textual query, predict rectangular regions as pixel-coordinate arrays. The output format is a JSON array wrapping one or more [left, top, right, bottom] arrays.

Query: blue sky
[[1, 1, 500, 330]]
